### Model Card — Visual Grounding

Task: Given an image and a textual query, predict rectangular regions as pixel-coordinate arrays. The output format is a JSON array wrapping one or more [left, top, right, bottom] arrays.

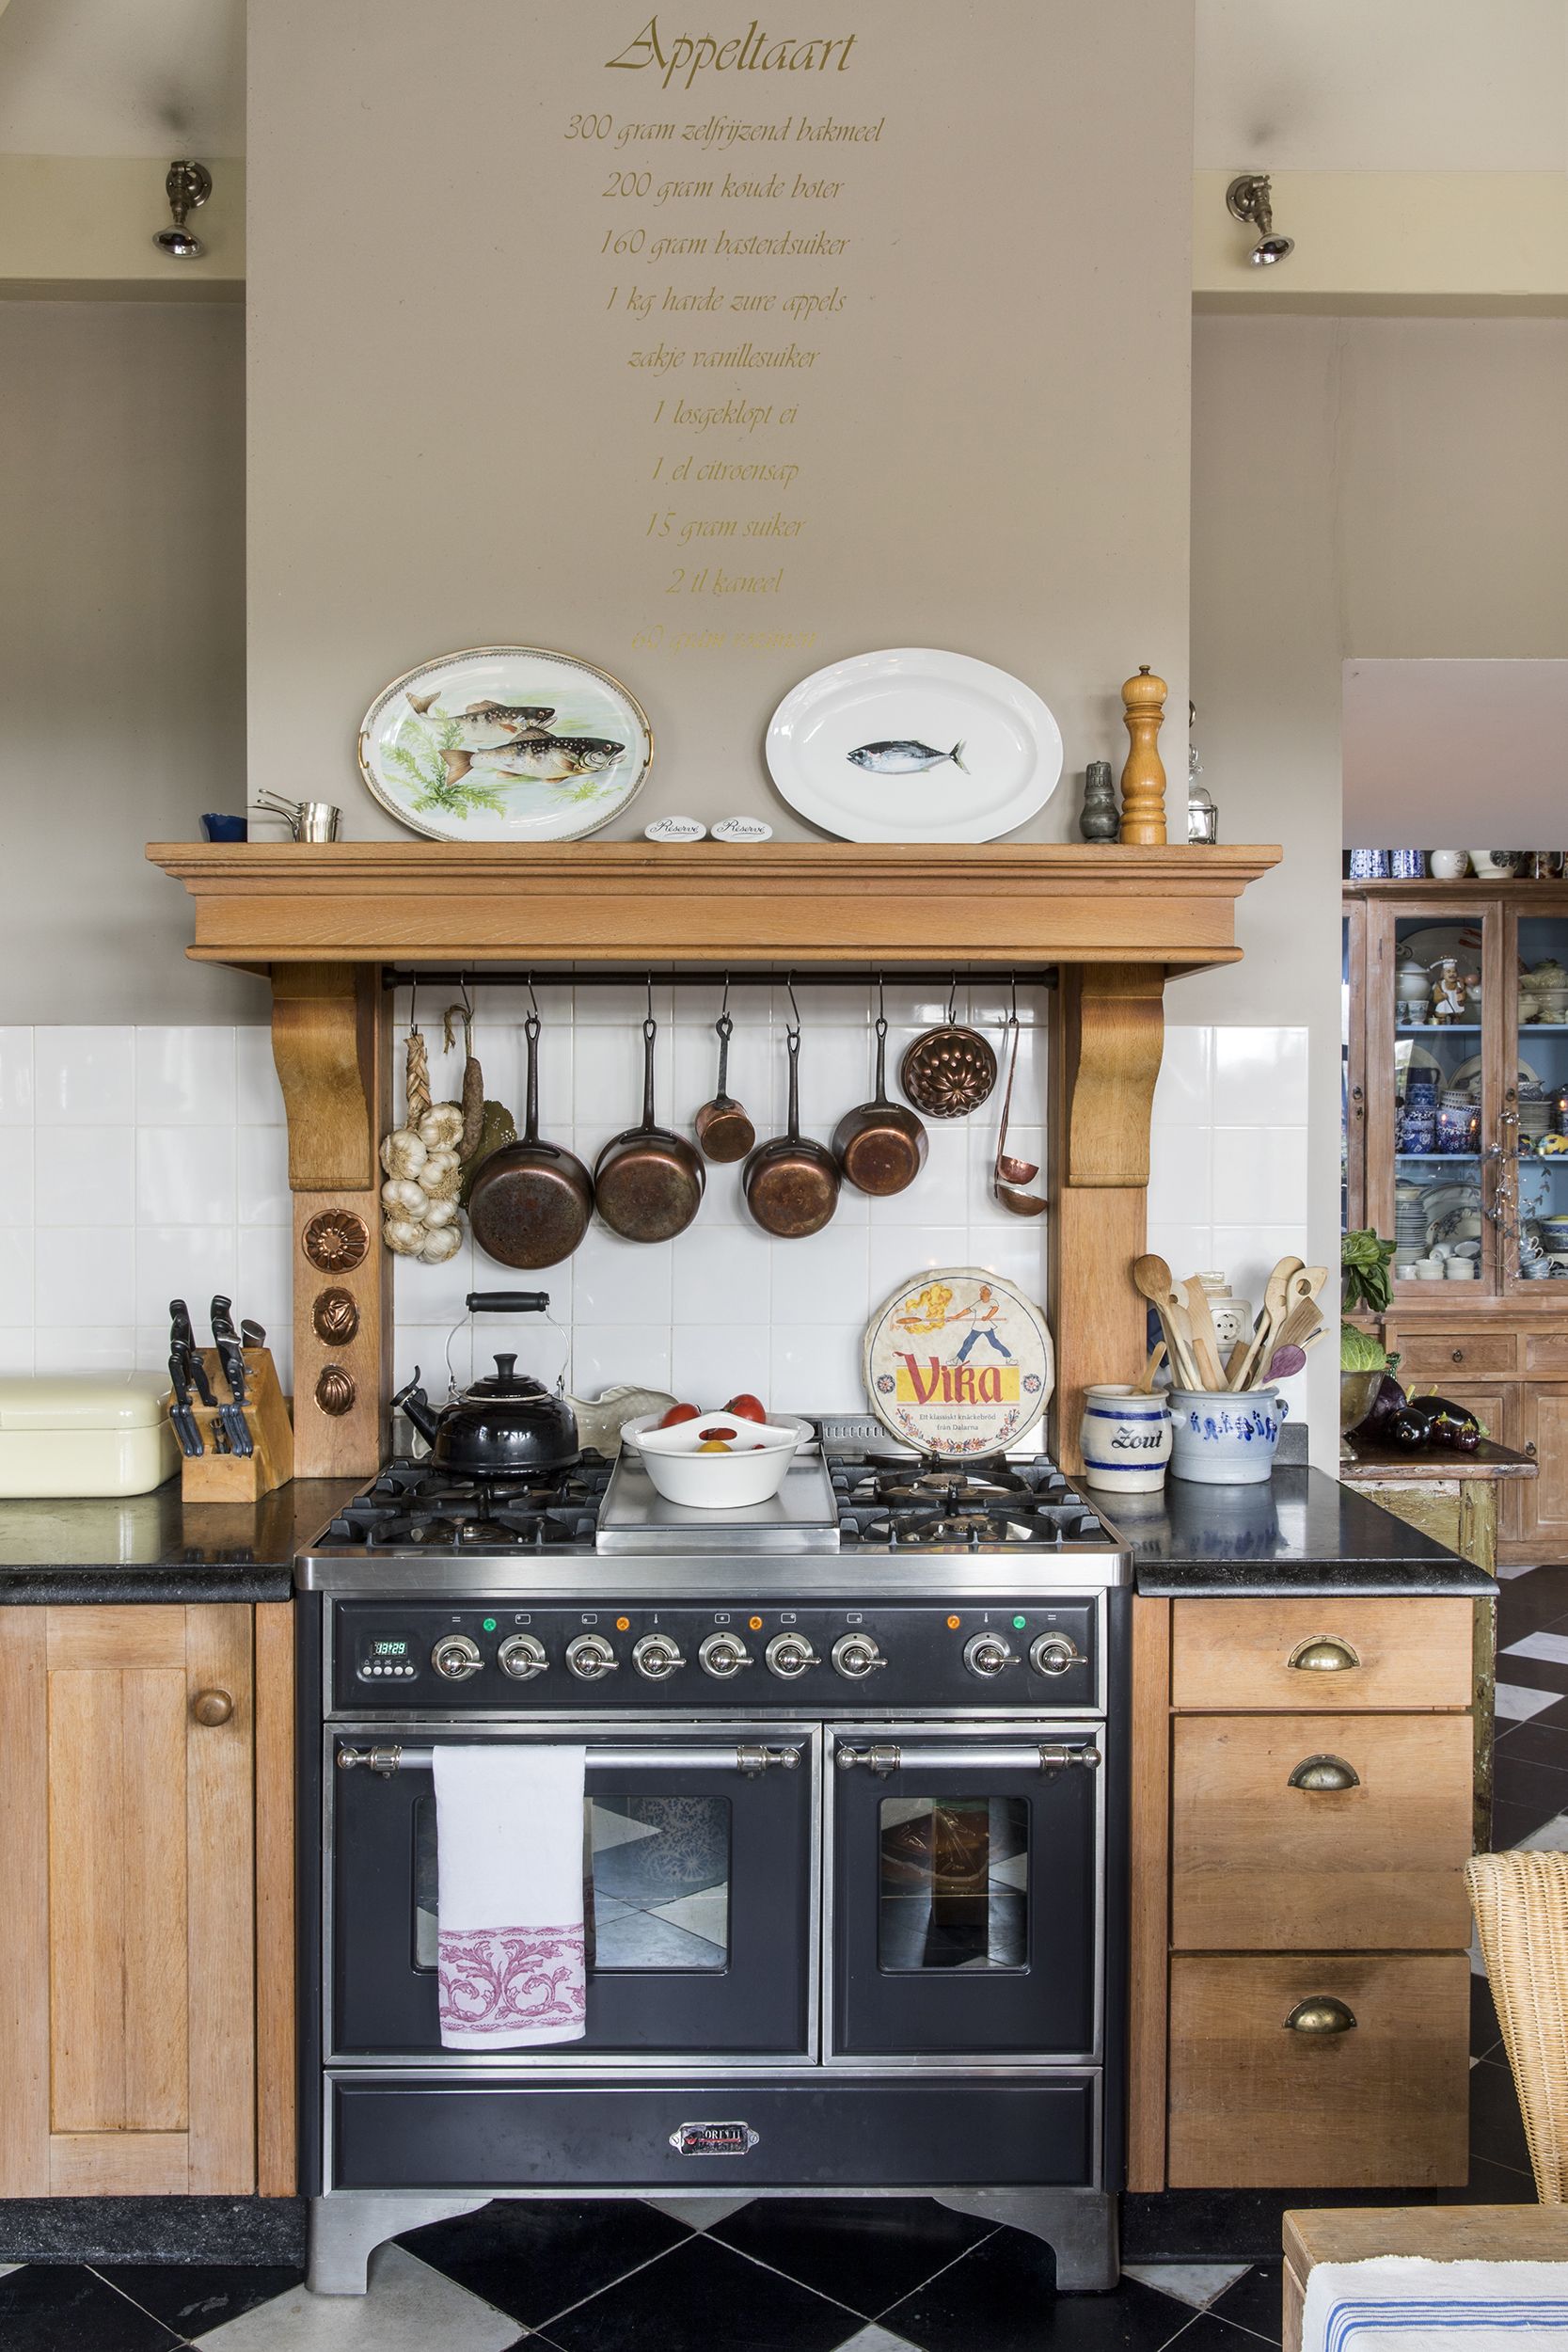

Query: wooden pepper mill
[[1118, 664, 1167, 845]]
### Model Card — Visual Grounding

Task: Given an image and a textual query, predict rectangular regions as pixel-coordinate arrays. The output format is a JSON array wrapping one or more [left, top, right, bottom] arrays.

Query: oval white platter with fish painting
[[358, 646, 653, 844], [766, 649, 1063, 843]]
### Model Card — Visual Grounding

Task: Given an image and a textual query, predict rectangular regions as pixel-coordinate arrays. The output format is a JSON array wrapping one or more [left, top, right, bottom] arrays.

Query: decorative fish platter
[[766, 648, 1063, 843], [359, 646, 653, 843]]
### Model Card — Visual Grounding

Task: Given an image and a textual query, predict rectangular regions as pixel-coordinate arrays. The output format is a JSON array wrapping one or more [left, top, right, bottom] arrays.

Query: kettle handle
[[467, 1292, 550, 1312]]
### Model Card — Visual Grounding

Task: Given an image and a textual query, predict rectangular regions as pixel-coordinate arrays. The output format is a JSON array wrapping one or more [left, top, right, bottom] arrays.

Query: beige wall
[[1183, 310, 1568, 1457], [245, 1, 1195, 843], [0, 299, 257, 1022]]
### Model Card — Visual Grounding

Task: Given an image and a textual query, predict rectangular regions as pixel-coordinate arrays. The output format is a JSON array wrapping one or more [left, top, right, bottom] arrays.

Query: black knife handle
[[211, 1295, 237, 1342], [216, 1335, 247, 1403], [169, 1297, 194, 1352], [168, 1351, 191, 1406], [187, 1353, 218, 1408], [466, 1292, 549, 1313]]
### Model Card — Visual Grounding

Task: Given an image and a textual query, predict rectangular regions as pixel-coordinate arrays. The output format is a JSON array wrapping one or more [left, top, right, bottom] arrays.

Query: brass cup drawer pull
[[191, 1689, 233, 1726], [1287, 1754, 1361, 1792], [1287, 1635, 1361, 1675], [1284, 1995, 1357, 2036]]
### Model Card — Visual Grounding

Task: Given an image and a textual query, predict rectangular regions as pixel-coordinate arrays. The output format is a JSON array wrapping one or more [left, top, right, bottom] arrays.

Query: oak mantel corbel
[[149, 840, 1280, 1476]]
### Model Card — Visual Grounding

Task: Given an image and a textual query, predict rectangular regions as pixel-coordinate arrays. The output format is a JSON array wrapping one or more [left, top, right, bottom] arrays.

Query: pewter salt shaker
[[1080, 760, 1117, 842]]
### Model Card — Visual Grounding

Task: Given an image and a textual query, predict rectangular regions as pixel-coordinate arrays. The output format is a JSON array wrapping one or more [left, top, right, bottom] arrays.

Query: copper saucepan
[[744, 1015, 840, 1238], [833, 1009, 927, 1197], [694, 1003, 755, 1163], [468, 1009, 594, 1268], [594, 1010, 705, 1244]]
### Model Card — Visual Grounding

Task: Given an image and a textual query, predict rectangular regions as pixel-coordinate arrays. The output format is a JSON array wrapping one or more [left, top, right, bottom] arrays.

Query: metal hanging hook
[[786, 973, 802, 1036], [947, 972, 959, 1025], [1009, 972, 1021, 1027], [526, 974, 539, 1021], [407, 980, 420, 1036]]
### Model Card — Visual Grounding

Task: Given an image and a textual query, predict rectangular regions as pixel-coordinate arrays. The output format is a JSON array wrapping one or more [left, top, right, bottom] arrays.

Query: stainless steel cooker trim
[[301, 1551, 1129, 1592]]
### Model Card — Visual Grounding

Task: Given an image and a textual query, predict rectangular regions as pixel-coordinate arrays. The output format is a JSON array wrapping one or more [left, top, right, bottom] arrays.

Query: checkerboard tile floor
[[4, 1566, 1562, 2352]]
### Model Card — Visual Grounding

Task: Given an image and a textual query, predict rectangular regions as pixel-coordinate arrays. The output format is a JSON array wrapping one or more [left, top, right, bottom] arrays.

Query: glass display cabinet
[[1344, 877, 1568, 1566]]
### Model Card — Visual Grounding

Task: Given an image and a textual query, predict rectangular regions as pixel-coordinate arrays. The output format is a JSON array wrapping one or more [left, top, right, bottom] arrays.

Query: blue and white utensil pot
[[1169, 1386, 1288, 1485], [1078, 1384, 1172, 1493]]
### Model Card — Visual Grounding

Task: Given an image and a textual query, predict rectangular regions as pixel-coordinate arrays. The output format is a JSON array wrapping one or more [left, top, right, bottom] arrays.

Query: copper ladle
[[993, 992, 1046, 1216]]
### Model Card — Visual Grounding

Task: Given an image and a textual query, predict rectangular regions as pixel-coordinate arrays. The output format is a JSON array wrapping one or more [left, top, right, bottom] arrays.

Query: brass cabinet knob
[[1284, 1995, 1356, 2036], [1452, 1348, 1465, 1364], [192, 1689, 234, 1726], [1288, 1754, 1361, 1792], [1288, 1635, 1361, 1674]]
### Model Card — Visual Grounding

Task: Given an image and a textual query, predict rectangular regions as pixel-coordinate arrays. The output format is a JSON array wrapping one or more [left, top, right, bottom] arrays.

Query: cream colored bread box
[[0, 1375, 180, 1498]]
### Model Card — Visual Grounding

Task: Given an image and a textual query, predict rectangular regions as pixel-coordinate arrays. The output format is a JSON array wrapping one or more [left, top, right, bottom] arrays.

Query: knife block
[[174, 1346, 294, 1502]]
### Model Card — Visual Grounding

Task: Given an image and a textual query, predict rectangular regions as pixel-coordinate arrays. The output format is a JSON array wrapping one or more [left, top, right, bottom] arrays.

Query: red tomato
[[698, 1424, 737, 1442], [657, 1403, 700, 1429], [725, 1392, 768, 1422]]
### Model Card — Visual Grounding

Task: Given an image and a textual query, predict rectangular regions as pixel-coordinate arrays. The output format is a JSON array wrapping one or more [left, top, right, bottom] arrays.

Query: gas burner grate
[[324, 1456, 611, 1549], [825, 1449, 1108, 1549]]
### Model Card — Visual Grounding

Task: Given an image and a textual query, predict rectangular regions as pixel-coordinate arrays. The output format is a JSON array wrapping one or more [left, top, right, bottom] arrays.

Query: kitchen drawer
[[1167, 1953, 1469, 2187], [1524, 1335, 1568, 1375], [1170, 1597, 1473, 1711], [1394, 1335, 1517, 1377], [1171, 1713, 1474, 1951]]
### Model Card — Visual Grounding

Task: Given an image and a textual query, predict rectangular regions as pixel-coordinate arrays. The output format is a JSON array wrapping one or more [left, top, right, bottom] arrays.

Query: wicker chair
[[1466, 1850, 1568, 2202]]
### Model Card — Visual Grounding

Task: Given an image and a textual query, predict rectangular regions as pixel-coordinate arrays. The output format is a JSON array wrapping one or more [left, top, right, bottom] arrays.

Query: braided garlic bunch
[[380, 1029, 466, 1263]]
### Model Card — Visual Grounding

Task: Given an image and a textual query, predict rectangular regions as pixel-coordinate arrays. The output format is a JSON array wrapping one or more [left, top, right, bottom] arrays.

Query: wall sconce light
[[1226, 172, 1293, 267], [154, 160, 213, 259]]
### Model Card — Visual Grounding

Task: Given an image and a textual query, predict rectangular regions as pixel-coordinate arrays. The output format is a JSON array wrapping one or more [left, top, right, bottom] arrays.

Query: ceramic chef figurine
[[1079, 760, 1117, 842], [1429, 956, 1478, 1024]]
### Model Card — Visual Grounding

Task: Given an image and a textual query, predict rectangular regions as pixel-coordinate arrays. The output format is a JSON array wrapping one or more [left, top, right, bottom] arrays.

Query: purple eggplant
[[1352, 1371, 1409, 1445], [1386, 1407, 1431, 1451]]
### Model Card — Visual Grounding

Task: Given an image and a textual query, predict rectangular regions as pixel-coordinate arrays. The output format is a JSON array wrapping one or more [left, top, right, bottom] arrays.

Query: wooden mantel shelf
[[147, 841, 1280, 975]]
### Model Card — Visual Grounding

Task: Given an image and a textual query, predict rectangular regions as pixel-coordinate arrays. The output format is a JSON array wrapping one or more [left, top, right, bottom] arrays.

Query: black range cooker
[[296, 1423, 1130, 2297]]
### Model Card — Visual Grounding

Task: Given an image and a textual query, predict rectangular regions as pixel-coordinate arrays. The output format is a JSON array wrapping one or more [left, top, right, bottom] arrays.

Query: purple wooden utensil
[[1263, 1344, 1306, 1383]]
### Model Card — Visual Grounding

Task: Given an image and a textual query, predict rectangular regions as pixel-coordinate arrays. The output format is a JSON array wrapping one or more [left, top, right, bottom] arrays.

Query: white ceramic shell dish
[[625, 1418, 800, 1508], [766, 649, 1063, 843]]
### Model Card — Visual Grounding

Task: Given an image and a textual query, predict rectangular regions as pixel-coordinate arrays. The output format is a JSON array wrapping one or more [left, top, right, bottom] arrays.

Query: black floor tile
[[397, 2197, 689, 2328], [1493, 1718, 1568, 1773], [1489, 1797, 1551, 1849], [1491, 1753, 1568, 1824], [1493, 1654, 1568, 1702], [1497, 1565, 1568, 1634], [93, 2262, 303, 2336], [538, 2231, 860, 2352], [1207, 2261, 1283, 2344], [1471, 1972, 1503, 2059], [1468, 2057, 1534, 2176], [1460, 2153, 1537, 2202], [1159, 2320, 1281, 2350], [0, 2265, 184, 2352], [709, 2197, 992, 2320], [879, 2233, 1184, 2352]]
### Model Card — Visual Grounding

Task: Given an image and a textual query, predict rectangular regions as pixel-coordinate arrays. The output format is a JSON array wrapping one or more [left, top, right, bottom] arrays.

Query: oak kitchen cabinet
[[1343, 879, 1568, 1566], [0, 1602, 295, 2196], [1130, 1592, 1476, 2191]]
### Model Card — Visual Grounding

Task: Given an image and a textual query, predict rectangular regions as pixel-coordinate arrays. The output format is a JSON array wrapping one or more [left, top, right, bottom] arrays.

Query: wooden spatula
[[1181, 1277, 1228, 1391], [1230, 1255, 1305, 1391], [1131, 1255, 1202, 1391]]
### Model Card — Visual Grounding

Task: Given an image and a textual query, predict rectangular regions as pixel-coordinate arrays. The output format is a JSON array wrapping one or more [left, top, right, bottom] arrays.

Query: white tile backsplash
[[0, 1017, 1312, 1444]]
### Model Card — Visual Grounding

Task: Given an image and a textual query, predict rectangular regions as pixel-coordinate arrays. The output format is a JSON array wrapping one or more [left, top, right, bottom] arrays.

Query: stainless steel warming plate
[[297, 1437, 1132, 2303]]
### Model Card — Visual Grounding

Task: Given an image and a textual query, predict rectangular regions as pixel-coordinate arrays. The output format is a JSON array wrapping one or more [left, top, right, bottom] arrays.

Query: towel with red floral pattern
[[433, 1743, 587, 2048]]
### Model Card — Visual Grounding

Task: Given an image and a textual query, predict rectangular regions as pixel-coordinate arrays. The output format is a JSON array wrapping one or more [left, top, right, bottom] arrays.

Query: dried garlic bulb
[[419, 1104, 464, 1152], [381, 1127, 427, 1181], [419, 1150, 462, 1201], [419, 1221, 463, 1264], [383, 1216, 426, 1255], [421, 1196, 458, 1230], [381, 1177, 425, 1214]]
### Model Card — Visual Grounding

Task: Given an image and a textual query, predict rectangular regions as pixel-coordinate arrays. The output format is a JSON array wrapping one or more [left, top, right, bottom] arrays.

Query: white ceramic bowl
[[626, 1417, 800, 1509], [619, 1408, 814, 1454]]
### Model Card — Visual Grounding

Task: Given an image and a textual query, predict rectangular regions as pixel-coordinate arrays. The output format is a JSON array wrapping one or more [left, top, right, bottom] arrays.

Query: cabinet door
[[0, 1606, 254, 2195], [1517, 1387, 1568, 1555], [1503, 903, 1568, 1295]]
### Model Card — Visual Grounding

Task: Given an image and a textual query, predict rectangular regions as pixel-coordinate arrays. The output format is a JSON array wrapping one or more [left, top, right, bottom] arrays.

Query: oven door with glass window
[[330, 1727, 815, 2061], [829, 1725, 1102, 2061]]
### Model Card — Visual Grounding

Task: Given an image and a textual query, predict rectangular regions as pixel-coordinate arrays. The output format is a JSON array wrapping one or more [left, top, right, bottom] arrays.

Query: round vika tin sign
[[863, 1268, 1053, 1458]]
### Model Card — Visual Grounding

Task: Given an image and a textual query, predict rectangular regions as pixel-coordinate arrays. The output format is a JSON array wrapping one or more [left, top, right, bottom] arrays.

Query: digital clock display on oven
[[372, 1640, 408, 1657]]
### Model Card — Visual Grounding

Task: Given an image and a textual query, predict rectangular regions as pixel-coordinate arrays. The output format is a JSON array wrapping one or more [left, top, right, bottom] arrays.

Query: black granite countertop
[[1118, 1465, 1497, 1597], [0, 1478, 360, 1604]]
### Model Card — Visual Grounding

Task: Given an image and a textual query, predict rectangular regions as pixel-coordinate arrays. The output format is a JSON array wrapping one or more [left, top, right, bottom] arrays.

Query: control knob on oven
[[632, 1632, 686, 1681], [498, 1633, 547, 1681], [963, 1632, 1018, 1679], [765, 1630, 820, 1679], [430, 1633, 483, 1681], [565, 1633, 619, 1681], [698, 1631, 752, 1679], [1029, 1633, 1081, 1678], [832, 1631, 886, 1680]]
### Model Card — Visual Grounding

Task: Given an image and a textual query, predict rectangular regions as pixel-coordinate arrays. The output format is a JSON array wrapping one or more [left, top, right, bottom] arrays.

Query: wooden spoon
[[1132, 1255, 1202, 1391], [1230, 1255, 1305, 1391], [1134, 1339, 1167, 1393], [1181, 1277, 1228, 1391]]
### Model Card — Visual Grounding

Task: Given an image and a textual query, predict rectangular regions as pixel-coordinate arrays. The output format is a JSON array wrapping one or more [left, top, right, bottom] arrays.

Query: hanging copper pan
[[833, 1002, 927, 1198], [594, 1008, 705, 1243], [468, 1009, 594, 1267], [744, 1010, 840, 1239], [694, 996, 755, 1163]]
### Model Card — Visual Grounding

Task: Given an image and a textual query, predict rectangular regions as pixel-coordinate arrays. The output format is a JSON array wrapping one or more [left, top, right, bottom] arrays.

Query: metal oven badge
[[668, 2121, 760, 2157]]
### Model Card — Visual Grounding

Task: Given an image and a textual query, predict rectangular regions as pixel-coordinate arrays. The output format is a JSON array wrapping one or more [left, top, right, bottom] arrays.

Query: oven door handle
[[834, 1740, 1101, 1777], [335, 1740, 801, 1779]]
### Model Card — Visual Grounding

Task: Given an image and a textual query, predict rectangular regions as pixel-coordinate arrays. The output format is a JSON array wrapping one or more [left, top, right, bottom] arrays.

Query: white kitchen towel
[[433, 1744, 588, 2049], [1304, 2257, 1568, 2350]]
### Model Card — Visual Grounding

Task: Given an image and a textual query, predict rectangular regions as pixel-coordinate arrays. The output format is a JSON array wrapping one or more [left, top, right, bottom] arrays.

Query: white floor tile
[[1503, 1631, 1568, 1666], [1123, 2261, 1251, 2310], [830, 2329, 926, 2352], [1496, 1681, 1561, 1723], [641, 2194, 755, 2231], [1516, 1813, 1568, 1852], [193, 2244, 519, 2350]]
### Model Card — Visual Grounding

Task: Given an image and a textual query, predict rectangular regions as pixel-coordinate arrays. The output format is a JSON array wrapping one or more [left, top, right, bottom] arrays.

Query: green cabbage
[[1340, 1322, 1388, 1373]]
